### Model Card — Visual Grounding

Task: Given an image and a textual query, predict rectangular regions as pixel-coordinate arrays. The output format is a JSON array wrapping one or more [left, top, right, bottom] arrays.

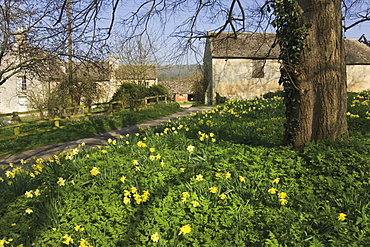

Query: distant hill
[[157, 64, 201, 81]]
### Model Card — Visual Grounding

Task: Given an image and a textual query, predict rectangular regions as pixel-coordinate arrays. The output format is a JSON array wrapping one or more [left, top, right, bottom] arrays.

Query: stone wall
[[347, 65, 370, 92], [205, 58, 370, 104], [206, 58, 282, 104]]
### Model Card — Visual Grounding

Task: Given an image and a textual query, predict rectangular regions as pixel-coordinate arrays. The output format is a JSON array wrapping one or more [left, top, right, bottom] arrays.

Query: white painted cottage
[[204, 32, 370, 104]]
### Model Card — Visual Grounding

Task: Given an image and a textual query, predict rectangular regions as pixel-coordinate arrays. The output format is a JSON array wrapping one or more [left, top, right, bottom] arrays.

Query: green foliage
[[111, 83, 146, 102], [0, 93, 369, 246], [111, 83, 168, 103], [147, 85, 168, 97]]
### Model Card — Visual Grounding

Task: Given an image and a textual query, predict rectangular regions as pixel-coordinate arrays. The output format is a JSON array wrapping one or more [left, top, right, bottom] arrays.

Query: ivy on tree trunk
[[270, 0, 348, 149]]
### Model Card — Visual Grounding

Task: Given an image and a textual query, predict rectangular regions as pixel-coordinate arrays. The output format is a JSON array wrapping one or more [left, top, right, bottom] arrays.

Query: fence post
[[12, 112, 20, 136], [84, 106, 90, 121], [108, 102, 113, 117], [53, 108, 60, 127], [130, 100, 134, 112]]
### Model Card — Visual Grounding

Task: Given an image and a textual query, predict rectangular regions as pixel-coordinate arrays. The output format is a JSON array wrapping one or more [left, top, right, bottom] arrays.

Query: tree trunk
[[286, 0, 348, 149]]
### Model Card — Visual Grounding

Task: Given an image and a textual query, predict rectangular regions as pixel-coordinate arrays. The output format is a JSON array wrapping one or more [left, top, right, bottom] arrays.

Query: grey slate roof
[[208, 32, 370, 65]]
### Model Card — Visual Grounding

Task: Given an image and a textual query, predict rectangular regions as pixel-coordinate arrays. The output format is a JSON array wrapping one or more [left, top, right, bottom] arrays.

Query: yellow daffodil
[[25, 191, 34, 198], [187, 145, 195, 152], [225, 172, 231, 178], [57, 177, 66, 186], [120, 176, 127, 183], [132, 160, 139, 165], [179, 224, 191, 235], [123, 190, 130, 197], [219, 194, 227, 199], [5, 171, 15, 178], [272, 178, 280, 184], [123, 197, 131, 204], [209, 187, 218, 193], [278, 192, 287, 199], [25, 208, 33, 214], [0, 238, 10, 246], [239, 176, 246, 182], [338, 213, 347, 221], [268, 188, 278, 194], [133, 194, 142, 204], [191, 201, 200, 207], [280, 199, 288, 205], [79, 239, 92, 247], [137, 141, 147, 147], [142, 191, 150, 202], [90, 167, 100, 176], [149, 148, 155, 152], [74, 225, 84, 232], [179, 168, 185, 172], [181, 192, 190, 202], [130, 187, 138, 193], [150, 232, 160, 242], [195, 174, 204, 181], [62, 234, 73, 245], [34, 189, 41, 196]]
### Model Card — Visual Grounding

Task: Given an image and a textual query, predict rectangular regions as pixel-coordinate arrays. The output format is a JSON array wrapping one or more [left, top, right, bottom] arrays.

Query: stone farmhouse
[[0, 30, 65, 113], [204, 32, 370, 104], [0, 45, 157, 113]]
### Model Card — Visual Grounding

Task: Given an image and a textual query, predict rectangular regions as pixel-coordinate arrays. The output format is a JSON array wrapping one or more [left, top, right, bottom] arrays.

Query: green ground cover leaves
[[1, 92, 370, 246]]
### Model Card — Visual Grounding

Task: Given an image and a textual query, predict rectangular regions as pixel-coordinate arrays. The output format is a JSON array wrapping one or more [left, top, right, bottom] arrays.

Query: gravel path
[[0, 106, 215, 170]]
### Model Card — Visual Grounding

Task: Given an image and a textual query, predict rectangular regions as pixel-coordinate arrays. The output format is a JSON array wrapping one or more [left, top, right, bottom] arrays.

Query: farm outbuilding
[[203, 32, 370, 104]]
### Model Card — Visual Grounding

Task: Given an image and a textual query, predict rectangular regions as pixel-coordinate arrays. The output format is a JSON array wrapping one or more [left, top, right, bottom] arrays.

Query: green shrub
[[147, 84, 168, 96]]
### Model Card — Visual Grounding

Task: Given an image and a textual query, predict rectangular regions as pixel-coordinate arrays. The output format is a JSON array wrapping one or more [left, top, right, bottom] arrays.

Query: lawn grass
[[0, 103, 181, 157]]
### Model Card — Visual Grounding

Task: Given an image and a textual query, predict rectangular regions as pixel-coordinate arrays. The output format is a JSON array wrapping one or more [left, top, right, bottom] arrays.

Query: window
[[21, 76, 27, 91], [17, 76, 27, 91], [252, 60, 265, 78]]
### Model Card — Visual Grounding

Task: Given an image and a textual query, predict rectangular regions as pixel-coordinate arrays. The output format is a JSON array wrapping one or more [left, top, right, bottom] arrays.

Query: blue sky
[[106, 1, 370, 65]]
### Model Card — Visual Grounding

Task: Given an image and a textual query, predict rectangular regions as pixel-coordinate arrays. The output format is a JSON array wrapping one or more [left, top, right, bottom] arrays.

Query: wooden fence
[[0, 95, 172, 141]]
